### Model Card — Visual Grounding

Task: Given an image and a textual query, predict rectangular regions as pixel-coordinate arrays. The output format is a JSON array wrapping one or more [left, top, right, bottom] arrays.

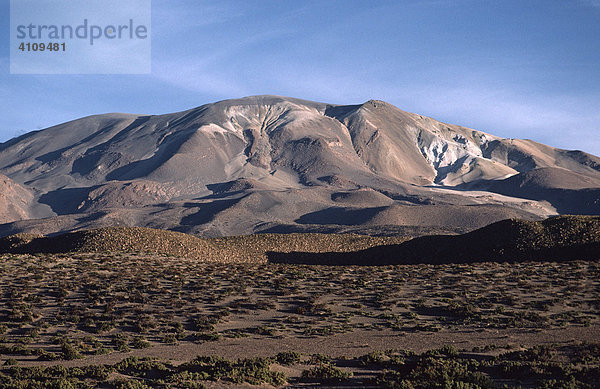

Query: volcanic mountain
[[0, 95, 598, 237]]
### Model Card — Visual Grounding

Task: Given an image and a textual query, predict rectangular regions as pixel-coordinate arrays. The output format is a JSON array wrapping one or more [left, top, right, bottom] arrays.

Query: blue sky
[[1, 0, 600, 155]]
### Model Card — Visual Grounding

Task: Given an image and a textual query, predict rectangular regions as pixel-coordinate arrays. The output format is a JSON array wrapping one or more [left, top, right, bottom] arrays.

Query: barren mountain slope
[[0, 174, 34, 223], [0, 95, 598, 237]]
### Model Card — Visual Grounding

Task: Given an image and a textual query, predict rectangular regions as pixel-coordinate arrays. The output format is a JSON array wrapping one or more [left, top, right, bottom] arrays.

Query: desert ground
[[0, 246, 599, 387]]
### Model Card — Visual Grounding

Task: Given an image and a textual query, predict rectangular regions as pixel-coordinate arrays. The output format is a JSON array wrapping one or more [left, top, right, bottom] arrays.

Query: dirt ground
[[0, 253, 599, 387]]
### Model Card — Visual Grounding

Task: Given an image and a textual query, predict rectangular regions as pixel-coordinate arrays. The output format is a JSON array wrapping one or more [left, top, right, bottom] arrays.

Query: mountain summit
[[1, 95, 599, 237]]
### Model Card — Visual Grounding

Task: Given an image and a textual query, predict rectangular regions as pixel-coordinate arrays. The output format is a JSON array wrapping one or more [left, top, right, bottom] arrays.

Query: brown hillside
[[0, 227, 407, 263]]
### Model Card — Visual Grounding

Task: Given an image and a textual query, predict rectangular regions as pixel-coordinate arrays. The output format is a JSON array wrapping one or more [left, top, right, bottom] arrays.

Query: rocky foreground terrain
[[0, 248, 598, 387]]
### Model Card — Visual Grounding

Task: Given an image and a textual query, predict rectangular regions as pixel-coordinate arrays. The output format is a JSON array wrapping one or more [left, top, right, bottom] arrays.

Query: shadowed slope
[[482, 167, 600, 214], [267, 215, 600, 265]]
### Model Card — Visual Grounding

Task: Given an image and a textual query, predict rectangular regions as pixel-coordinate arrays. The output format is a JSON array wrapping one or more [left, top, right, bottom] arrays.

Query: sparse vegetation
[[0, 252, 598, 362], [0, 344, 598, 387], [0, 225, 598, 389]]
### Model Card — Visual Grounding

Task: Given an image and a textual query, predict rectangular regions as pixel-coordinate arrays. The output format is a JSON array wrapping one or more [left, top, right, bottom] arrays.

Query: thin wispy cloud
[[152, 1, 241, 36], [580, 0, 600, 8], [404, 86, 600, 154], [151, 58, 249, 98]]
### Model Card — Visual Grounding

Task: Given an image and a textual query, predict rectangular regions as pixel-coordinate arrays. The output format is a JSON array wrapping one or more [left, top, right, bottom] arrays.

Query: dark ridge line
[[268, 215, 600, 265], [1, 215, 599, 266]]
